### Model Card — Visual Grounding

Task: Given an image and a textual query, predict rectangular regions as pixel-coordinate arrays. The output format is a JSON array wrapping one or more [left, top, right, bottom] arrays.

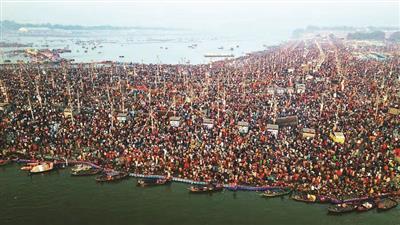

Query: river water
[[0, 29, 287, 64], [0, 164, 399, 225]]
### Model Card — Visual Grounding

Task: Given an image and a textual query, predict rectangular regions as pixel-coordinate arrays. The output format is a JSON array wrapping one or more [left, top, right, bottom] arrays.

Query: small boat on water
[[204, 53, 235, 58], [137, 177, 172, 187], [376, 198, 398, 211], [328, 203, 356, 214], [356, 201, 375, 212], [71, 164, 102, 176], [119, 56, 124, 58], [291, 193, 317, 203], [21, 162, 39, 171], [96, 171, 129, 183], [0, 159, 10, 165], [30, 162, 54, 174], [261, 188, 292, 198], [0, 159, 11, 166], [189, 183, 223, 193]]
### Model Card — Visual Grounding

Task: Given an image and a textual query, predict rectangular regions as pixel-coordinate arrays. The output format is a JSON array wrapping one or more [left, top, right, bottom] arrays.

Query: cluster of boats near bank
[[1, 159, 399, 214], [262, 189, 399, 214]]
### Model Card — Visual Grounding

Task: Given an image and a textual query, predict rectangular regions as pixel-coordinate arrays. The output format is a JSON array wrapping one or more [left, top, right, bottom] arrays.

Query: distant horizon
[[2, 19, 400, 32], [2, 1, 398, 34], [0, 20, 186, 31]]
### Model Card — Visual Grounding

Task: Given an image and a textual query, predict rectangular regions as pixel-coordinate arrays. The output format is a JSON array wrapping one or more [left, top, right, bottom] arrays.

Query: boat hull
[[29, 163, 54, 174], [328, 205, 356, 214], [261, 189, 291, 198], [377, 198, 398, 211], [96, 172, 129, 182], [137, 178, 171, 187], [71, 168, 102, 176], [188, 185, 223, 193], [0, 160, 11, 166]]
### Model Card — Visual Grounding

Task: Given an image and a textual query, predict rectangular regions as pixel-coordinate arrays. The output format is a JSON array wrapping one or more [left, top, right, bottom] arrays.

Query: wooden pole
[[27, 95, 34, 120]]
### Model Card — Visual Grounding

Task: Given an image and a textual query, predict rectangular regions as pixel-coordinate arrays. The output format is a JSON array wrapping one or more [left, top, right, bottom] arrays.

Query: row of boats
[[9, 161, 223, 193], [137, 177, 224, 194], [1, 160, 398, 212], [260, 189, 399, 214], [0, 160, 56, 174], [326, 198, 398, 214]]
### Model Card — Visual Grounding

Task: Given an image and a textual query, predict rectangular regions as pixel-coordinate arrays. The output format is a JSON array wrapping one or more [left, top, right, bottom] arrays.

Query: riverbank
[[5, 158, 399, 206]]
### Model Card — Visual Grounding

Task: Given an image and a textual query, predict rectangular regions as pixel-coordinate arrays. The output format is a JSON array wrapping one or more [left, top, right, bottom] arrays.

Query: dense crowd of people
[[0, 36, 399, 200]]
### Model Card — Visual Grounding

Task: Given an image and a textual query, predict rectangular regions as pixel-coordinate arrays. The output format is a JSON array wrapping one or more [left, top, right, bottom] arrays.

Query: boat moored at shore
[[261, 188, 292, 198], [30, 162, 54, 174], [189, 183, 223, 193], [96, 171, 129, 183], [71, 164, 102, 176], [137, 177, 172, 187], [327, 203, 357, 214], [376, 198, 398, 211]]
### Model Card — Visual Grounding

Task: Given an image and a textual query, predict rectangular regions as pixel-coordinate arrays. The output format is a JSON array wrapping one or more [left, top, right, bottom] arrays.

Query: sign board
[[117, 113, 127, 122], [296, 83, 306, 93], [237, 121, 249, 134], [267, 124, 279, 136], [276, 116, 298, 127], [302, 128, 316, 138], [169, 116, 181, 127], [330, 132, 345, 144], [203, 118, 214, 129]]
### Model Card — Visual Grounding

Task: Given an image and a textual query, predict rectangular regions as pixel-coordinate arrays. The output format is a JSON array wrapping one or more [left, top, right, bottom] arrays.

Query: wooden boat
[[30, 162, 54, 174], [96, 171, 129, 182], [188, 183, 223, 193], [72, 164, 90, 172], [21, 162, 39, 171], [261, 188, 292, 198], [356, 201, 375, 212], [71, 164, 102, 176], [328, 203, 356, 214], [137, 177, 172, 187], [376, 198, 398, 211], [291, 193, 317, 203], [0, 159, 11, 166]]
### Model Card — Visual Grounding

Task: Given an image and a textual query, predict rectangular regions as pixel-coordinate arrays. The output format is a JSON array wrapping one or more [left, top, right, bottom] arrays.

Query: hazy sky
[[1, 0, 399, 34]]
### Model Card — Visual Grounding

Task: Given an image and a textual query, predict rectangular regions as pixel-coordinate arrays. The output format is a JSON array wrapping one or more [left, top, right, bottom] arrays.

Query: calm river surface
[[0, 164, 399, 225]]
